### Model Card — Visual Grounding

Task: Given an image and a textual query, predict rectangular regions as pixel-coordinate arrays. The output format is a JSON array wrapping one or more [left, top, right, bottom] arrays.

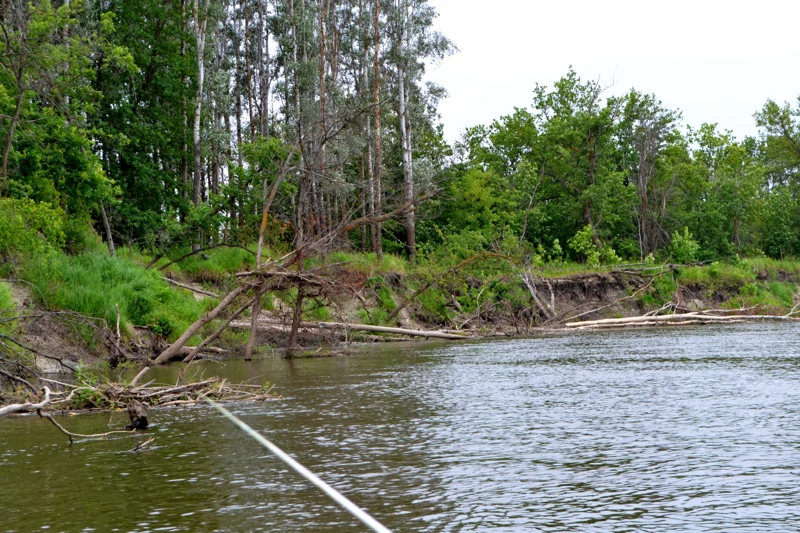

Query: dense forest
[[2, 0, 800, 267]]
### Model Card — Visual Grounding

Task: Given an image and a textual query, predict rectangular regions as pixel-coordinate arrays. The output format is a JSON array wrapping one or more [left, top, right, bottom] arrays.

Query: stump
[[126, 400, 149, 430]]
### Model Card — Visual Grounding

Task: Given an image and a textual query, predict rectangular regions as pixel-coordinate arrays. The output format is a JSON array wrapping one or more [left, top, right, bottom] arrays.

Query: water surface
[[2, 323, 800, 532]]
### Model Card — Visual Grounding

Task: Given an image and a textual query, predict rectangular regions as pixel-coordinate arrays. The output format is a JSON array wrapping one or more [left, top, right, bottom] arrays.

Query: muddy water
[[2, 323, 800, 532]]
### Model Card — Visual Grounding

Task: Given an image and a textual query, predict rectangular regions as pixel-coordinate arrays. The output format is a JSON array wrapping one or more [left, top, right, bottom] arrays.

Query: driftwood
[[154, 285, 248, 364], [183, 294, 259, 363], [520, 271, 555, 320], [566, 311, 800, 330], [0, 386, 51, 416], [235, 318, 473, 340], [40, 412, 138, 443], [128, 367, 150, 387], [126, 399, 149, 429], [162, 277, 219, 298]]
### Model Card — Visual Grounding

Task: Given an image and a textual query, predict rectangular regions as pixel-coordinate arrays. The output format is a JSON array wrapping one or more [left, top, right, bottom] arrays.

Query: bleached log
[[566, 313, 717, 328], [235, 319, 473, 340], [162, 277, 219, 298], [0, 387, 50, 416], [567, 313, 796, 329]]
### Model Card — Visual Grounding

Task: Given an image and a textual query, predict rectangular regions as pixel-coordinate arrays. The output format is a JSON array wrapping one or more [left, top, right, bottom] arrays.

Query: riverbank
[[1, 252, 798, 413], [2, 248, 799, 373]]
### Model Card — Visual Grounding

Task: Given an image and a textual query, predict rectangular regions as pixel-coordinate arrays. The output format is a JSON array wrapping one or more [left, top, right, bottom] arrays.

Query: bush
[[0, 198, 65, 259], [568, 225, 620, 266], [63, 217, 104, 255], [670, 227, 700, 264]]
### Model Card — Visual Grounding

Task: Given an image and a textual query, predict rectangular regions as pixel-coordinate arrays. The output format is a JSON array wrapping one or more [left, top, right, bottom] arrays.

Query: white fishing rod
[[199, 395, 393, 533]]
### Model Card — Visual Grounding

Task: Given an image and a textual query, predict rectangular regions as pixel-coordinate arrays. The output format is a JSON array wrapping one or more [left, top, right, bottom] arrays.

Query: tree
[[616, 90, 681, 259]]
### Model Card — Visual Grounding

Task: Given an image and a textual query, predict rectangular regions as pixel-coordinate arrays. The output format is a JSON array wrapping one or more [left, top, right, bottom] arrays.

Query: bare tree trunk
[[258, 0, 269, 136], [286, 284, 305, 358], [360, 156, 368, 251], [99, 201, 115, 257], [363, 48, 376, 253], [244, 0, 255, 139], [372, 0, 383, 259], [317, 0, 328, 234], [155, 285, 247, 364], [180, 0, 189, 205], [192, 0, 209, 252], [1, 79, 24, 189], [397, 0, 414, 259], [245, 286, 266, 360]]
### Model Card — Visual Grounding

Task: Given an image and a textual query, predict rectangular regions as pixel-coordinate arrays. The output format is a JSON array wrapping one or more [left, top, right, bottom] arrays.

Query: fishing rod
[[199, 395, 393, 533]]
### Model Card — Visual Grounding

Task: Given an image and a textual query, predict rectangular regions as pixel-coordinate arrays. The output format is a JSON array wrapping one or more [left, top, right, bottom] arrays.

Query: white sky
[[423, 0, 800, 143]]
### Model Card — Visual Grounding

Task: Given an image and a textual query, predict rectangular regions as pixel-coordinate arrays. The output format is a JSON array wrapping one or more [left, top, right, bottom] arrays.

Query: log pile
[[231, 318, 474, 340], [565, 311, 799, 330], [49, 376, 276, 410]]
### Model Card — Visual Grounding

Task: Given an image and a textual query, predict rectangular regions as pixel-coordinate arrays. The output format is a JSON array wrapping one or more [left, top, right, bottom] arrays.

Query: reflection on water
[[2, 323, 800, 532]]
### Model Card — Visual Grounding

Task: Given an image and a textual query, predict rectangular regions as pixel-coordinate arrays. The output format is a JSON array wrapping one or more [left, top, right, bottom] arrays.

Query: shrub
[[568, 225, 620, 266], [0, 198, 65, 259], [670, 227, 700, 264]]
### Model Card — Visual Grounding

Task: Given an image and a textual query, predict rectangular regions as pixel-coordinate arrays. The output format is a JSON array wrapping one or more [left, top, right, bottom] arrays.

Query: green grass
[[677, 262, 756, 289], [0, 282, 13, 311], [538, 261, 608, 278], [638, 273, 679, 308], [740, 257, 800, 279], [321, 251, 408, 275], [735, 280, 798, 310], [23, 251, 213, 341], [162, 245, 257, 283]]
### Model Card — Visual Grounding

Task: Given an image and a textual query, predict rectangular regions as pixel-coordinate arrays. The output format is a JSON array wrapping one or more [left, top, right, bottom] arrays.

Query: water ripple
[[1, 323, 799, 531]]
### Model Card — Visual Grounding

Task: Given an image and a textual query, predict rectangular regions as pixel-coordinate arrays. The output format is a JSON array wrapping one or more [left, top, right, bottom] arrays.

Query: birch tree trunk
[[372, 0, 383, 259], [396, 0, 415, 259], [192, 0, 209, 208]]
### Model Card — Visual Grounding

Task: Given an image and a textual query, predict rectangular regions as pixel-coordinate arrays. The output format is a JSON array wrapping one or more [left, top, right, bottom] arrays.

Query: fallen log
[[162, 276, 219, 298], [0, 387, 50, 416], [566, 312, 798, 329], [233, 318, 474, 340], [565, 312, 719, 328], [154, 285, 247, 364]]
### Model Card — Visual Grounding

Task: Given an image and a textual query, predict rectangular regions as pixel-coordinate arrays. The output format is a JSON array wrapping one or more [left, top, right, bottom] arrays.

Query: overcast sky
[[423, 0, 800, 143]]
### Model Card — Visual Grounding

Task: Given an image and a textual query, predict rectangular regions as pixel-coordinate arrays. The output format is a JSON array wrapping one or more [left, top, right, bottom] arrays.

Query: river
[[2, 323, 800, 532]]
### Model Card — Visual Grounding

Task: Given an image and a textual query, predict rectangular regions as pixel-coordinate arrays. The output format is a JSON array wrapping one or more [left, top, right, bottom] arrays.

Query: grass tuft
[[23, 251, 211, 341], [0, 282, 13, 311]]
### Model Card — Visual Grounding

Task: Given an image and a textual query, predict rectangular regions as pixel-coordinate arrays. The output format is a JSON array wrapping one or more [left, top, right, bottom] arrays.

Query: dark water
[[2, 323, 800, 532]]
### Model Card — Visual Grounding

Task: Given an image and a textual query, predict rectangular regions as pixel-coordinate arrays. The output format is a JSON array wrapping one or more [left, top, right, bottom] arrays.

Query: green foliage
[[678, 262, 755, 289], [167, 246, 256, 283], [23, 251, 209, 341], [762, 187, 797, 259], [568, 226, 599, 265], [322, 251, 408, 276], [567, 225, 620, 266], [62, 217, 105, 255], [0, 282, 13, 311], [639, 273, 678, 308], [376, 287, 396, 312], [670, 227, 700, 264], [358, 307, 388, 326], [0, 0, 119, 213], [0, 198, 65, 260], [72, 363, 108, 409]]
